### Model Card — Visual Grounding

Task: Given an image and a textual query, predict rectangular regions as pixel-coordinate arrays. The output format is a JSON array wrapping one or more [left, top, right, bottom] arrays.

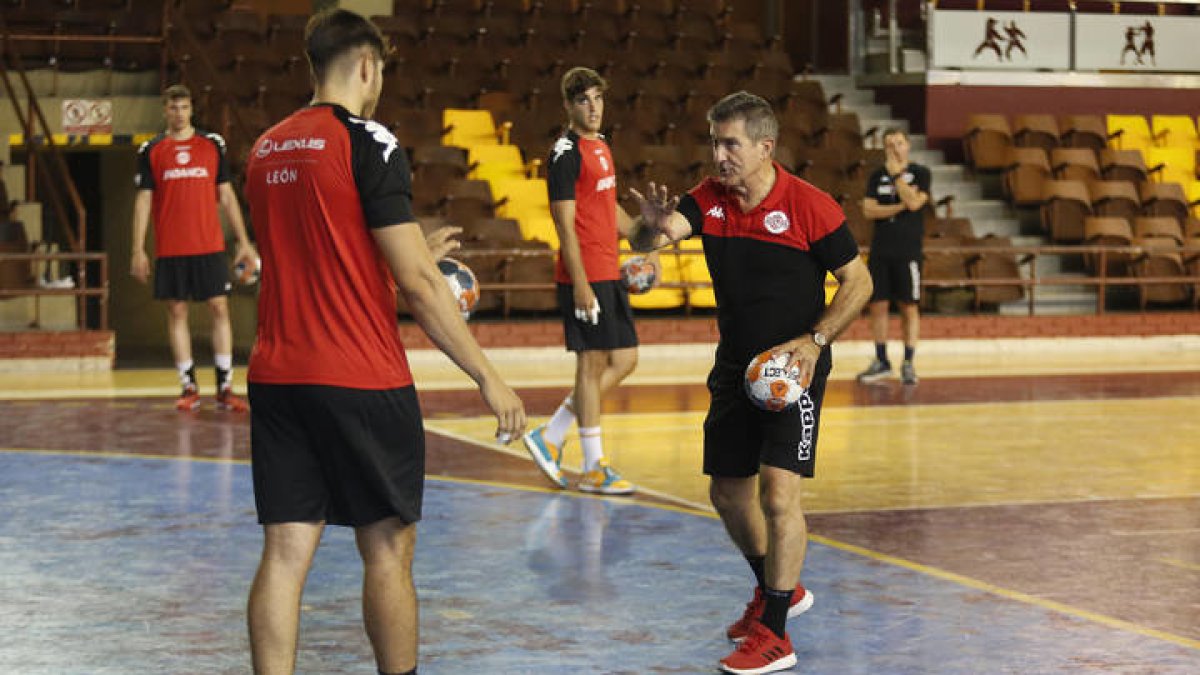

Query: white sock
[[176, 360, 195, 387], [214, 354, 233, 371], [544, 395, 576, 446], [579, 426, 603, 472], [214, 354, 233, 390]]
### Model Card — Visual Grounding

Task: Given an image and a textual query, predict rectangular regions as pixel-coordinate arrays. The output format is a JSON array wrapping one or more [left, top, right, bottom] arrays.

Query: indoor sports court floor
[[2, 336, 1199, 674]]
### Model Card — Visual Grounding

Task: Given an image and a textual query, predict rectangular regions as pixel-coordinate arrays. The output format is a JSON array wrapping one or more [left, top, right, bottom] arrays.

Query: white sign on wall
[[1075, 15, 1198, 72], [62, 99, 113, 135], [931, 10, 1071, 70]]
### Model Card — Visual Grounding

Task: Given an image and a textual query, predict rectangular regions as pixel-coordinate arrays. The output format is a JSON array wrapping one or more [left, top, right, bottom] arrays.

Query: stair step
[[930, 164, 965, 182], [932, 181, 981, 201], [909, 148, 944, 165], [953, 199, 1012, 220]]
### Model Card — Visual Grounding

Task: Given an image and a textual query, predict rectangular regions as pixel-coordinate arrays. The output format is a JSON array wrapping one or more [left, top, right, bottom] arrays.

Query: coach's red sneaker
[[719, 620, 797, 674], [216, 386, 249, 412], [727, 585, 814, 642], [175, 384, 201, 411]]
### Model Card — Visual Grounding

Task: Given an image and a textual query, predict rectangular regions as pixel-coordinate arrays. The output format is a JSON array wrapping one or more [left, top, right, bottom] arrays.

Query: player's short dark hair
[[162, 84, 191, 103], [561, 67, 607, 102], [304, 8, 387, 83], [707, 91, 778, 143], [882, 128, 908, 142]]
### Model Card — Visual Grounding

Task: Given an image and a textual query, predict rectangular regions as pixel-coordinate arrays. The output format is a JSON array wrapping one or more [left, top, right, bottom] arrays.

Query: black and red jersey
[[546, 129, 619, 284], [243, 103, 417, 390], [135, 129, 230, 257], [865, 163, 931, 260], [676, 164, 859, 367]]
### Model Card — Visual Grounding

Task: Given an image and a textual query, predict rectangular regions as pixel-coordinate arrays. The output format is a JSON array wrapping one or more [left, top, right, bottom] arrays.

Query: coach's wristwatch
[[811, 332, 828, 349]]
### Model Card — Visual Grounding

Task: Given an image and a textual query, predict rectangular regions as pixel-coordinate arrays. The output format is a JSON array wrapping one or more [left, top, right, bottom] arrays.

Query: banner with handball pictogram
[[930, 10, 1070, 71], [61, 99, 113, 135], [1075, 15, 1196, 73]]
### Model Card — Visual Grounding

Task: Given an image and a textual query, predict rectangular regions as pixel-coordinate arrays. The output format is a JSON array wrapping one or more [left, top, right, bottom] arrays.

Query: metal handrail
[[0, 251, 109, 330]]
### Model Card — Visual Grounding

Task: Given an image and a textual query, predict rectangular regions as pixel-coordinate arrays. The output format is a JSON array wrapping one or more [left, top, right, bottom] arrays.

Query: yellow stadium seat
[[517, 213, 559, 248], [1186, 181, 1200, 218], [467, 144, 524, 183], [1106, 115, 1154, 151], [1151, 115, 1199, 149], [489, 178, 556, 246], [677, 238, 716, 308], [443, 109, 497, 149], [622, 250, 685, 310], [824, 271, 840, 305], [1144, 147, 1196, 186]]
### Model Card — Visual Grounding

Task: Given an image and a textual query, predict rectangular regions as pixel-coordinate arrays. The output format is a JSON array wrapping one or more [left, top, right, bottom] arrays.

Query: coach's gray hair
[[707, 91, 779, 143]]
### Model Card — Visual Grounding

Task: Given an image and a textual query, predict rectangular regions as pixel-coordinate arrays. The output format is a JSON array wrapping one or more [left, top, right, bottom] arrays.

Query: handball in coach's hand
[[495, 431, 513, 445], [438, 258, 480, 320], [620, 255, 658, 294], [744, 350, 807, 412], [234, 257, 261, 285]]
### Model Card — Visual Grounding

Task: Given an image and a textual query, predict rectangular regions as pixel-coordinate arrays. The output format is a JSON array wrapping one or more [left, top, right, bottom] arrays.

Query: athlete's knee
[[166, 301, 189, 320], [611, 349, 638, 379], [758, 472, 803, 523], [709, 476, 753, 513], [356, 517, 416, 567], [207, 296, 230, 318]]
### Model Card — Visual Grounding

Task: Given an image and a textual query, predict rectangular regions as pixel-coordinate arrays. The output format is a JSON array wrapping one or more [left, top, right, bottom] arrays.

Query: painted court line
[[4, 443, 1198, 654]]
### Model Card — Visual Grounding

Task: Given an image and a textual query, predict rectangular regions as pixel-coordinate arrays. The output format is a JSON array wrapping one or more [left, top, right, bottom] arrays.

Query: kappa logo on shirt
[[551, 137, 573, 163], [706, 205, 725, 220], [348, 117, 398, 163]]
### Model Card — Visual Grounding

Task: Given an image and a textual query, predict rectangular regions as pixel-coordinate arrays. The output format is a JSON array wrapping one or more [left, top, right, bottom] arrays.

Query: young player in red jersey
[[521, 66, 658, 496], [628, 92, 873, 674], [241, 10, 525, 675], [131, 85, 257, 412]]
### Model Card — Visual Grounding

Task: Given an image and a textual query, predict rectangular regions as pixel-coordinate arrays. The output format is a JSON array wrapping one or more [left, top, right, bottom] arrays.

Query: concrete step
[[978, 222, 1031, 239], [930, 163, 966, 183], [810, 74, 857, 93], [910, 148, 945, 165], [952, 199, 1013, 221], [832, 90, 876, 108], [846, 103, 892, 121], [932, 181, 982, 201], [862, 118, 910, 135], [2, 163, 24, 203], [908, 134, 928, 151]]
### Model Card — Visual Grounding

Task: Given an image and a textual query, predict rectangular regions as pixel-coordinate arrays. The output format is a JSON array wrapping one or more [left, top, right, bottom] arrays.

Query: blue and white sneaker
[[523, 424, 567, 488]]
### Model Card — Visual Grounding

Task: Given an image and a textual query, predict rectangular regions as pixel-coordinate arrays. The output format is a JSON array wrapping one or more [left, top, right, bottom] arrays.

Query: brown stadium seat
[[841, 196, 873, 247], [633, 145, 692, 192], [920, 235, 972, 313], [1185, 221, 1200, 308], [793, 148, 847, 196], [787, 79, 832, 129], [1100, 149, 1149, 183], [1050, 148, 1101, 183], [1087, 180, 1141, 221], [927, 218, 976, 239], [1013, 114, 1060, 153], [1133, 216, 1184, 245], [963, 114, 1013, 171], [461, 218, 524, 247], [503, 240, 558, 313], [966, 234, 1025, 308], [441, 179, 500, 225], [1138, 182, 1190, 222], [1131, 236, 1190, 308], [1060, 115, 1110, 151], [1040, 180, 1092, 242], [1083, 216, 1134, 276], [1002, 147, 1051, 207], [817, 113, 875, 153]]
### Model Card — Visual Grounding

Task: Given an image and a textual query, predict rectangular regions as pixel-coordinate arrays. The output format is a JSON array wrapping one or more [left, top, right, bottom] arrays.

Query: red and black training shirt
[[546, 129, 620, 284], [135, 129, 230, 257], [243, 103, 417, 390], [675, 164, 859, 368]]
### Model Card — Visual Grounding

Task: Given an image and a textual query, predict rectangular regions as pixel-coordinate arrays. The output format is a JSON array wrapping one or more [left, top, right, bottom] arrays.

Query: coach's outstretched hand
[[629, 182, 678, 229]]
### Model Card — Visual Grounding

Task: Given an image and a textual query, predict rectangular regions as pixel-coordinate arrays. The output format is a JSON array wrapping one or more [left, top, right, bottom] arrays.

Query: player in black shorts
[[857, 128, 931, 386], [241, 11, 525, 675], [628, 92, 872, 674], [521, 67, 658, 496]]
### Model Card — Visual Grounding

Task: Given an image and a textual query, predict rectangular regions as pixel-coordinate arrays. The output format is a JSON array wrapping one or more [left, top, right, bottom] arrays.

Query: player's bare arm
[[374, 221, 526, 441], [218, 182, 258, 268], [627, 182, 688, 252], [861, 196, 906, 220], [550, 199, 599, 325], [130, 189, 153, 283], [772, 255, 873, 387]]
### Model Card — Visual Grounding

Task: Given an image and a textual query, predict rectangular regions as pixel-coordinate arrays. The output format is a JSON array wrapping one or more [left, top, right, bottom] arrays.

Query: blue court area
[[2, 451, 1197, 674]]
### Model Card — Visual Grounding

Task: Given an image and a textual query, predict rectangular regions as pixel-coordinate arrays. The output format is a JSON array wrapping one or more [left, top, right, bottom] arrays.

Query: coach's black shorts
[[249, 383, 425, 527], [868, 255, 922, 304], [557, 280, 638, 352], [703, 358, 831, 478], [154, 251, 231, 301]]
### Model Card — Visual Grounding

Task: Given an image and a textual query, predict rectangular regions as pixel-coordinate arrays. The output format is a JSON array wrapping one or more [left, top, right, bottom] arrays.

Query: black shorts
[[557, 280, 638, 352], [703, 360, 830, 478], [869, 255, 922, 304], [154, 252, 231, 301], [249, 383, 425, 527]]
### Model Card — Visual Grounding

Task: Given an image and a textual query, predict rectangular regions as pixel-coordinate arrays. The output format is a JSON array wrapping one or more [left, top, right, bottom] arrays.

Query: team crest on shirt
[[175, 150, 190, 165], [763, 210, 790, 234]]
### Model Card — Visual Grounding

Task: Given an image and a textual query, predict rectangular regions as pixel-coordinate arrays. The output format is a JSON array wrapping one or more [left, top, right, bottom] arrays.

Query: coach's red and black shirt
[[547, 129, 620, 284], [135, 129, 229, 257], [244, 103, 416, 390], [676, 164, 859, 367]]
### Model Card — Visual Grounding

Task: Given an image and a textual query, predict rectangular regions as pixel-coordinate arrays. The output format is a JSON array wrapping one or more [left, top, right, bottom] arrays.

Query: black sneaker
[[857, 359, 892, 383], [901, 362, 919, 385]]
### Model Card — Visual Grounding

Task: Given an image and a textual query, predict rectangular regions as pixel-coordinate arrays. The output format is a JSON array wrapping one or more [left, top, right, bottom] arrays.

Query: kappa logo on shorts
[[796, 393, 815, 461], [764, 210, 790, 235]]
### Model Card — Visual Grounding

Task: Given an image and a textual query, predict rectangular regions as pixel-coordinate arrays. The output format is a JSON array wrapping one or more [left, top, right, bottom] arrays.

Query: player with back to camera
[[627, 91, 872, 674], [241, 10, 525, 675], [131, 84, 257, 412], [521, 66, 659, 496]]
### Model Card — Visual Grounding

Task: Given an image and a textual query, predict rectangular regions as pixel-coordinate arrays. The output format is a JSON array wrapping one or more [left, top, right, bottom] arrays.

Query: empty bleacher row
[[965, 112, 1200, 307]]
